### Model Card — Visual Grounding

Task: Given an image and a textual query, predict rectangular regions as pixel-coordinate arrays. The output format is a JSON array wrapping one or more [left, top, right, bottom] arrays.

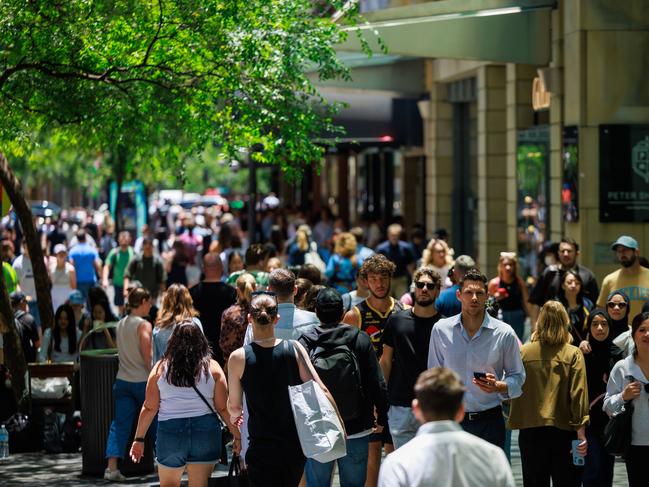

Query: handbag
[[284, 340, 347, 464], [603, 401, 633, 457], [212, 454, 249, 486], [304, 241, 326, 273]]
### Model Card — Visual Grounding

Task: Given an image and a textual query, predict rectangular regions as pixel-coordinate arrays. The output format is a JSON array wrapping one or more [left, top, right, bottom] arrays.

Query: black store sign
[[600, 125, 649, 222]]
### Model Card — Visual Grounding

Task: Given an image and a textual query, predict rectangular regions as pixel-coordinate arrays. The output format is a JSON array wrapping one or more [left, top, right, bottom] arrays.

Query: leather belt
[[465, 406, 502, 422]]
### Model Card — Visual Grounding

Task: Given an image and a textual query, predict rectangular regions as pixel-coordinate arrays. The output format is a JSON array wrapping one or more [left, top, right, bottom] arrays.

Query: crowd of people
[[1, 203, 649, 487]]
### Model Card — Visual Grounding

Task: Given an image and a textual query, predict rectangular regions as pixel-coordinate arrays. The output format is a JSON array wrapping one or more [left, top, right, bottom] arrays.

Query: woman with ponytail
[[129, 322, 239, 487], [219, 273, 257, 366]]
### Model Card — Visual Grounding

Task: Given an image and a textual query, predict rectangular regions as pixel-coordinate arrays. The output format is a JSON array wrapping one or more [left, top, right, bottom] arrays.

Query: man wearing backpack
[[299, 288, 389, 487]]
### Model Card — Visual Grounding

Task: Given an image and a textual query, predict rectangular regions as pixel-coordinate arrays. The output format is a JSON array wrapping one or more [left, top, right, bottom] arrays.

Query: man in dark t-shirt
[[380, 267, 443, 449], [189, 252, 236, 365], [10, 291, 40, 363]]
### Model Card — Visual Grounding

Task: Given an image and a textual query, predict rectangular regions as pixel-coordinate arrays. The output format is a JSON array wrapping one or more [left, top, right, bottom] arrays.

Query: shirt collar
[[416, 420, 461, 436], [453, 312, 495, 331]]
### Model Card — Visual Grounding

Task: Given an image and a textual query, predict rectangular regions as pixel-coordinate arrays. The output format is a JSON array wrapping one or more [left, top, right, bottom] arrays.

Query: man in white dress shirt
[[378, 367, 514, 487]]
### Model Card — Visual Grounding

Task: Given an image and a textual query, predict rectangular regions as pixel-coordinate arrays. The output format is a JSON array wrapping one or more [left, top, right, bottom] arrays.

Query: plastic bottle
[[0, 424, 9, 459]]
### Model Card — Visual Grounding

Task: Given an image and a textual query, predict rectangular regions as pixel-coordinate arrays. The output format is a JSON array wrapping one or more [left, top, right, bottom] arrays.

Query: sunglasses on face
[[415, 281, 437, 290], [607, 301, 627, 309]]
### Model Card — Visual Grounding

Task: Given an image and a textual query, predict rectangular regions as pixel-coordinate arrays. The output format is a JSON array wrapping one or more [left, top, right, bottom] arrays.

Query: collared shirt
[[378, 420, 514, 487], [427, 313, 525, 412], [244, 303, 320, 344]]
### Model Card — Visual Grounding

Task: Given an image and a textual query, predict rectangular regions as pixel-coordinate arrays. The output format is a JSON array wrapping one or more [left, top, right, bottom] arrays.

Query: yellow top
[[508, 341, 589, 431], [597, 266, 649, 320]]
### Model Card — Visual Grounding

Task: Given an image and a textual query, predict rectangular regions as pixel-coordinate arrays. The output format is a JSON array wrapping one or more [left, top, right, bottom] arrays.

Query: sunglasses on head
[[252, 290, 277, 297], [607, 301, 627, 309], [415, 281, 437, 290]]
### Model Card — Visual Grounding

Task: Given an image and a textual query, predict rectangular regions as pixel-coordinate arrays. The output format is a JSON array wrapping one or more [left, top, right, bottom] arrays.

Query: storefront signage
[[532, 77, 550, 111], [600, 125, 649, 222]]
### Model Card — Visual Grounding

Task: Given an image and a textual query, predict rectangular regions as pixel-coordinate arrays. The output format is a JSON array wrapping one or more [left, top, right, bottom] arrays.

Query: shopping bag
[[287, 379, 346, 463], [603, 402, 633, 456]]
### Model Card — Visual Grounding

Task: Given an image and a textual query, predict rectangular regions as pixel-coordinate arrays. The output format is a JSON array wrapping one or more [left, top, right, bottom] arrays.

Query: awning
[[339, 0, 554, 65]]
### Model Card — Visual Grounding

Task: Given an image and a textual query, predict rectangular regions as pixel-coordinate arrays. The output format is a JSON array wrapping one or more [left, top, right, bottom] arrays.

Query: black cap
[[9, 290, 26, 306], [315, 288, 344, 322]]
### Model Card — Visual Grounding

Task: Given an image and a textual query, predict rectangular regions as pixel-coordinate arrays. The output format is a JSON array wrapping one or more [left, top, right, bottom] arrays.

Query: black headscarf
[[584, 308, 614, 434], [605, 290, 630, 340]]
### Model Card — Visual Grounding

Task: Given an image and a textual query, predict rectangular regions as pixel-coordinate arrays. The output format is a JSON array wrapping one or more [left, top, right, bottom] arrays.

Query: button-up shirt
[[378, 420, 514, 487], [427, 313, 525, 412], [244, 302, 320, 344]]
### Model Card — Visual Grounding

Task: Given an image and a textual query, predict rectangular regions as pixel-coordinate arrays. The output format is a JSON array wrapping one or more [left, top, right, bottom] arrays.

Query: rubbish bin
[[80, 348, 154, 476]]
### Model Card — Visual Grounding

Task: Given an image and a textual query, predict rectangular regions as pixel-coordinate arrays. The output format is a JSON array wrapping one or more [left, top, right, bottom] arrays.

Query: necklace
[[252, 337, 276, 344]]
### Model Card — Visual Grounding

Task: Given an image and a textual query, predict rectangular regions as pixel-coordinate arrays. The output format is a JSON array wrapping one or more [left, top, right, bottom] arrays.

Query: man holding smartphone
[[427, 268, 525, 450]]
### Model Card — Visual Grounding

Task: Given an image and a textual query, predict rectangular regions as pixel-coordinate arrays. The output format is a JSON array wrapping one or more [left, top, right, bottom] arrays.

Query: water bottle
[[0, 424, 9, 459]]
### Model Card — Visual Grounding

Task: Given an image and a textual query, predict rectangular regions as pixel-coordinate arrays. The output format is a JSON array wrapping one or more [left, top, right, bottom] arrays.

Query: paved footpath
[[0, 433, 631, 487]]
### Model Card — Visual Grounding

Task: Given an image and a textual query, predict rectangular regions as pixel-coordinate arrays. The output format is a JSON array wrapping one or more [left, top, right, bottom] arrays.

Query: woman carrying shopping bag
[[227, 293, 339, 487]]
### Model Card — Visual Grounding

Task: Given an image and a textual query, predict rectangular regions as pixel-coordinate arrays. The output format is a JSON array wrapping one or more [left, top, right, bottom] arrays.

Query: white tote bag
[[304, 241, 326, 274], [288, 379, 347, 463]]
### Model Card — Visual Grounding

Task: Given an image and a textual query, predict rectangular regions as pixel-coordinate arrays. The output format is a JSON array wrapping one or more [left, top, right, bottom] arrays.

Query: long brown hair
[[156, 284, 199, 329], [161, 322, 211, 387]]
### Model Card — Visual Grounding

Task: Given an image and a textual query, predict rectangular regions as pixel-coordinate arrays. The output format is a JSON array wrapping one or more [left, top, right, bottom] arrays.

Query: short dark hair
[[414, 368, 466, 420], [76, 229, 87, 242], [458, 268, 487, 291], [245, 243, 270, 266], [359, 253, 396, 279], [298, 264, 323, 285], [269, 268, 296, 297], [559, 237, 579, 253], [413, 267, 441, 288]]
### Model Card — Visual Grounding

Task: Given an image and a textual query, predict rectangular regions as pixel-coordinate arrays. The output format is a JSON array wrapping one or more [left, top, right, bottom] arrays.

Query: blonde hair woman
[[152, 284, 202, 363], [220, 273, 257, 365], [325, 232, 358, 293], [508, 301, 589, 487], [288, 224, 314, 266], [421, 238, 454, 289], [488, 252, 530, 340]]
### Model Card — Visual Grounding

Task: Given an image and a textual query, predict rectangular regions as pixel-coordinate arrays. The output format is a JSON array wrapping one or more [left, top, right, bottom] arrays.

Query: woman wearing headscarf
[[606, 291, 633, 359], [579, 309, 615, 487]]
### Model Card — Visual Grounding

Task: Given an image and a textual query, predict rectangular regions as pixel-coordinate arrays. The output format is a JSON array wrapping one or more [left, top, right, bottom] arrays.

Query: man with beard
[[528, 237, 598, 328], [343, 253, 406, 487], [597, 235, 649, 318], [380, 267, 443, 448]]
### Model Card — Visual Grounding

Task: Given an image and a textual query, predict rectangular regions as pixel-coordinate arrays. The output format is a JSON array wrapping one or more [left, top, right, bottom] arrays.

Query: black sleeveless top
[[241, 341, 302, 452], [496, 277, 523, 311], [354, 297, 404, 358]]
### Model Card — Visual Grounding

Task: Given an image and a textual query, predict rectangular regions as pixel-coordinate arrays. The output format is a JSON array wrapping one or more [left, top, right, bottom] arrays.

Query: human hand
[[579, 341, 592, 354], [372, 424, 384, 434], [622, 381, 642, 401], [573, 438, 587, 457], [473, 373, 506, 394], [230, 414, 243, 427], [129, 441, 144, 463], [232, 437, 241, 455], [102, 279, 109, 288]]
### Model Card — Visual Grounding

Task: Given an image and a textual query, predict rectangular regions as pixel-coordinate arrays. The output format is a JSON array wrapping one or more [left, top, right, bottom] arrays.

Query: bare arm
[[137, 320, 153, 368], [227, 348, 245, 424], [210, 360, 241, 453], [102, 263, 110, 287], [379, 344, 394, 385], [68, 265, 77, 290], [342, 308, 360, 328], [129, 364, 161, 462], [94, 258, 102, 280]]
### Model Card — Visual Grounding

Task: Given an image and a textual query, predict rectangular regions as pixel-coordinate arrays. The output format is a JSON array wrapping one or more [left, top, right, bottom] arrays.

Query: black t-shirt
[[529, 265, 599, 306], [382, 308, 443, 406], [14, 310, 39, 363], [189, 281, 237, 364]]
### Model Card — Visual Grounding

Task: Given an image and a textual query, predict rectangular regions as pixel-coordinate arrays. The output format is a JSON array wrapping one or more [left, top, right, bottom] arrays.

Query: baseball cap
[[611, 236, 638, 251], [53, 243, 67, 255], [68, 290, 85, 305], [9, 290, 26, 306], [315, 288, 344, 322], [454, 255, 476, 273]]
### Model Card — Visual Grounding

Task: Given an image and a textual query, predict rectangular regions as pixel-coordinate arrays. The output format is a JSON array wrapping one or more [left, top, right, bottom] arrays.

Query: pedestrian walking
[[556, 270, 594, 346], [129, 322, 239, 487], [190, 252, 237, 365], [375, 224, 416, 299], [428, 268, 525, 450], [104, 287, 155, 482], [49, 243, 77, 313], [300, 288, 389, 487], [508, 301, 589, 487], [434, 255, 475, 317], [378, 368, 514, 487], [69, 229, 102, 304], [12, 242, 42, 326], [227, 293, 335, 487], [604, 311, 649, 487], [226, 243, 270, 289], [102, 231, 134, 315], [420, 238, 454, 289], [488, 252, 529, 341], [325, 232, 358, 294], [605, 290, 631, 340], [380, 267, 443, 448], [579, 309, 615, 487], [10, 291, 40, 363], [123, 237, 166, 306], [219, 273, 256, 367], [152, 284, 202, 363], [597, 235, 649, 320]]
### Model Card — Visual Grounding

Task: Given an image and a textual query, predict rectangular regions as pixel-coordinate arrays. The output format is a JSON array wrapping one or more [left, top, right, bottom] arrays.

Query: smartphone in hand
[[571, 440, 585, 466], [473, 372, 487, 381]]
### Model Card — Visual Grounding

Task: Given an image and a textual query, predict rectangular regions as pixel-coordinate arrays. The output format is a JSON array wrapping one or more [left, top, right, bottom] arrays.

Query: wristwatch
[[134, 437, 145, 443]]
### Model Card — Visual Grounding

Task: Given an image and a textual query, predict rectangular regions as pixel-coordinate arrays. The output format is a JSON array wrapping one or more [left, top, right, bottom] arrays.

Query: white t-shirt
[[12, 254, 36, 299]]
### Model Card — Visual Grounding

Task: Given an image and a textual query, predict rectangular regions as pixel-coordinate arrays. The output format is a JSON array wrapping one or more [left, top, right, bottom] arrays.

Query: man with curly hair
[[343, 253, 408, 487]]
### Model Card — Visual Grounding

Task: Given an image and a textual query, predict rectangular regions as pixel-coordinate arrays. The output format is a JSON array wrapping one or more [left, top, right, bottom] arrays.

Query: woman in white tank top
[[129, 320, 239, 487], [50, 244, 77, 312]]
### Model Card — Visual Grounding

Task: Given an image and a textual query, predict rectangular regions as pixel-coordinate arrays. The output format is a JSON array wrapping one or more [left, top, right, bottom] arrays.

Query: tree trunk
[[113, 146, 127, 236], [0, 152, 54, 332]]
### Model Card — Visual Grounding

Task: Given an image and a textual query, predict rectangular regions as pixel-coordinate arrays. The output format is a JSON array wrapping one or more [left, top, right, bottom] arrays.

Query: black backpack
[[309, 329, 364, 422]]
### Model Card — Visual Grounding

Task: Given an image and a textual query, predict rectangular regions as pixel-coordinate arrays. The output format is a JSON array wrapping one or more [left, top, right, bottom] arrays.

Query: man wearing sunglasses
[[597, 235, 649, 320], [380, 267, 444, 449]]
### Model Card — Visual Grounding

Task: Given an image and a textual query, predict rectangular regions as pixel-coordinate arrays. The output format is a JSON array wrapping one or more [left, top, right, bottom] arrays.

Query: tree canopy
[[0, 0, 373, 178]]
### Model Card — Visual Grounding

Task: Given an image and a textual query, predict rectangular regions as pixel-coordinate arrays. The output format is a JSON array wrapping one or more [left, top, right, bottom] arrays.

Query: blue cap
[[68, 290, 85, 305], [611, 235, 639, 251]]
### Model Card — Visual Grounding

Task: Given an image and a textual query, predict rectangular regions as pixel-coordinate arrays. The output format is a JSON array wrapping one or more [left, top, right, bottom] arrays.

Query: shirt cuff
[[607, 393, 627, 415]]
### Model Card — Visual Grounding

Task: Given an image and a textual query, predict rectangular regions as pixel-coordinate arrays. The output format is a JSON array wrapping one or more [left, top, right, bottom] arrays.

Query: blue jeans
[[305, 435, 369, 487], [388, 405, 420, 449], [76, 281, 95, 306], [105, 379, 156, 459]]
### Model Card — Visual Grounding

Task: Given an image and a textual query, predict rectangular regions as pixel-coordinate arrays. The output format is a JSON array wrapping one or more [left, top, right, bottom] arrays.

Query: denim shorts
[[156, 413, 221, 468]]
